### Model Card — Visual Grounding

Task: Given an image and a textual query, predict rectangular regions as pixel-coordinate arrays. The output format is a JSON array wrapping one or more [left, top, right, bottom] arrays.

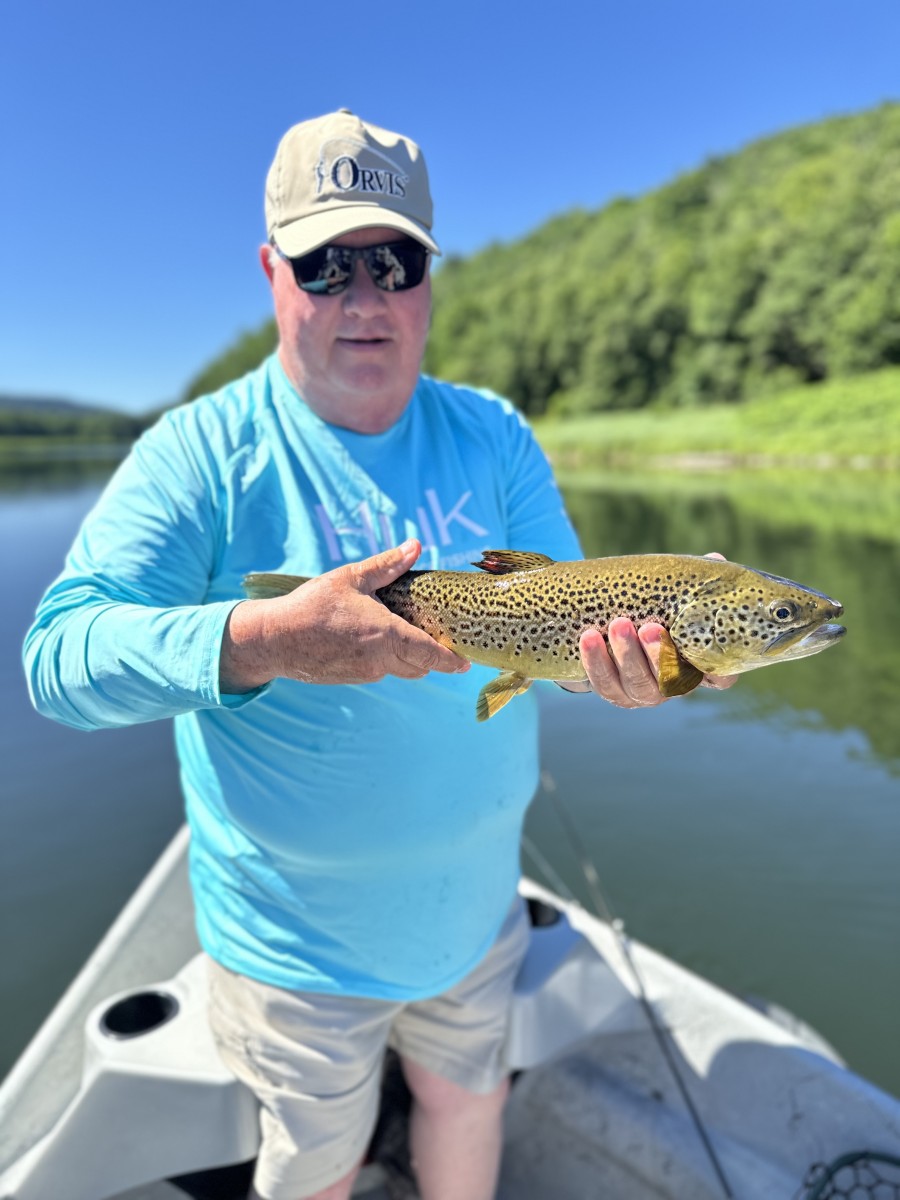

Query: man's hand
[[220, 539, 470, 693], [560, 552, 739, 708], [571, 620, 736, 708]]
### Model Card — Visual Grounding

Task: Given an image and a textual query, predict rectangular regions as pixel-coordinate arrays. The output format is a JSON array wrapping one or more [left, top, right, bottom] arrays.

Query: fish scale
[[243, 549, 846, 722], [381, 558, 689, 679]]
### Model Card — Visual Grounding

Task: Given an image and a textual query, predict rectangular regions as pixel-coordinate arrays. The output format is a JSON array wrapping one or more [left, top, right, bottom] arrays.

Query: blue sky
[[2, 0, 899, 413]]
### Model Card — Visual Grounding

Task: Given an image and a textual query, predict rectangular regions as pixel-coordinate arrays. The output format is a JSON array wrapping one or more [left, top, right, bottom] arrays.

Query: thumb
[[348, 538, 422, 594]]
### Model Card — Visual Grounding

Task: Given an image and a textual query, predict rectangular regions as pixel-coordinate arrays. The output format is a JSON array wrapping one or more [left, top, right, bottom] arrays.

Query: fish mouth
[[763, 622, 847, 660]]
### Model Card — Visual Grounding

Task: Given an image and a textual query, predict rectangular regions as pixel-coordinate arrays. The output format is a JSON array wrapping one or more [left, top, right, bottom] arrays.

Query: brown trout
[[244, 550, 845, 721]]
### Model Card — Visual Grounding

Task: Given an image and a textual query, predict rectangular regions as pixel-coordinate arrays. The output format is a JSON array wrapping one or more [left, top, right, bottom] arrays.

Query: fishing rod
[[532, 770, 736, 1200]]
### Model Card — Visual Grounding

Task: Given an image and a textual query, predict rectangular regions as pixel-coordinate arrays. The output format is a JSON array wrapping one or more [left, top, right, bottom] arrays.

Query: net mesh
[[797, 1151, 900, 1200]]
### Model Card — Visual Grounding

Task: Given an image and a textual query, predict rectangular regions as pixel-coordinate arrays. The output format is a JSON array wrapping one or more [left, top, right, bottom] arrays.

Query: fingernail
[[400, 538, 416, 553]]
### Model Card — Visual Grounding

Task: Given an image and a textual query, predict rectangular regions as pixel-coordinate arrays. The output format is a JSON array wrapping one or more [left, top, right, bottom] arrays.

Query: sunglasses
[[274, 239, 430, 296]]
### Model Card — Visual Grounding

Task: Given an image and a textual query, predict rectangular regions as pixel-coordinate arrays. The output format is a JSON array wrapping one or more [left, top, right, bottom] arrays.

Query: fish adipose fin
[[243, 572, 310, 599], [473, 550, 556, 575], [656, 629, 705, 697], [476, 671, 534, 721]]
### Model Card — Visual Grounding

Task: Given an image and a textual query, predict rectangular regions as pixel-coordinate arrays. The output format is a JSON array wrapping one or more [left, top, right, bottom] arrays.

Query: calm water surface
[[1, 464, 898, 1096]]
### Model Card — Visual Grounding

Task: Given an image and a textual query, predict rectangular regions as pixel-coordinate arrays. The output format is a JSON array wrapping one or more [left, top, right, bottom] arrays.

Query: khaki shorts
[[207, 896, 530, 1200]]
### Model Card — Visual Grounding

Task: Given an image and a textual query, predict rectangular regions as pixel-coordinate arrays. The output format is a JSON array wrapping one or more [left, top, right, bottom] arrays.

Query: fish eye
[[769, 600, 800, 622]]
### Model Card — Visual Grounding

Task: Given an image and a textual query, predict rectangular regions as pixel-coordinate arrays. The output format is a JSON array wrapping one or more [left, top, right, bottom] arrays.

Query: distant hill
[[0, 394, 147, 440], [182, 102, 900, 416], [0, 394, 121, 417]]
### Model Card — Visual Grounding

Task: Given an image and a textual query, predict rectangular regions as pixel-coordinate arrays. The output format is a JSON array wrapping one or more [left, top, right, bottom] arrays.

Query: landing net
[[797, 1151, 900, 1200]]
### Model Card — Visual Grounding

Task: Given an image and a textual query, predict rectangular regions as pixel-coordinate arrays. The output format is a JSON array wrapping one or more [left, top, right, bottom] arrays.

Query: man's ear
[[259, 243, 276, 284]]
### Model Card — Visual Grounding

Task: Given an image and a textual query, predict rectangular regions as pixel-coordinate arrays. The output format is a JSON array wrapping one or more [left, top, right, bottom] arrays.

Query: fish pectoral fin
[[243, 572, 310, 599], [656, 629, 705, 697], [472, 550, 556, 575], [476, 671, 534, 721]]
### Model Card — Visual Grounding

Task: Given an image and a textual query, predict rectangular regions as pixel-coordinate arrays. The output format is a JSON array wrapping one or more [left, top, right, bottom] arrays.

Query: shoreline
[[541, 447, 900, 471]]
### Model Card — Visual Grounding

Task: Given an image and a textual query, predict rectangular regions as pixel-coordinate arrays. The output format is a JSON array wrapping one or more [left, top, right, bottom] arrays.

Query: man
[[24, 110, 733, 1200]]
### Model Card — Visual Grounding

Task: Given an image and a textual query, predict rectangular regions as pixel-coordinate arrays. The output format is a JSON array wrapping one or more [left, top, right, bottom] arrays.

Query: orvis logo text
[[316, 138, 408, 198], [330, 156, 407, 197]]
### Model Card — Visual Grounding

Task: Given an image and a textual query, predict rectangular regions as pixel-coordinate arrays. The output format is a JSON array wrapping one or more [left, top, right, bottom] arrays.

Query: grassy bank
[[532, 368, 900, 468]]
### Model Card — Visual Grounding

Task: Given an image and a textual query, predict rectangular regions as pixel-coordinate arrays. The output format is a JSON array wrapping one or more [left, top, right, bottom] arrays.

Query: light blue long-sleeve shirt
[[24, 356, 581, 998]]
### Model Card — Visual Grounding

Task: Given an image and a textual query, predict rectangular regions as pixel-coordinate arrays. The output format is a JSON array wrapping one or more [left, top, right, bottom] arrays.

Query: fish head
[[670, 565, 846, 676]]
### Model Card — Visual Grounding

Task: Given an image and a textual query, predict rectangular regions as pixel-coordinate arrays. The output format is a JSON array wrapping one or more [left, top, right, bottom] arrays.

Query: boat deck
[[4, 826, 900, 1200]]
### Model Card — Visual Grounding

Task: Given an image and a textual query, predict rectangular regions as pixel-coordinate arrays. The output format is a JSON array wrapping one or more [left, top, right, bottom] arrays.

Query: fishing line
[[520, 833, 577, 904], [537, 770, 736, 1200]]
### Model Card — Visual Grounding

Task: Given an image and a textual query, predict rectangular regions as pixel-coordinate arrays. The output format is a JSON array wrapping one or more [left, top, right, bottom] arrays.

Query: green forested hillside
[[183, 103, 900, 421], [426, 103, 900, 416]]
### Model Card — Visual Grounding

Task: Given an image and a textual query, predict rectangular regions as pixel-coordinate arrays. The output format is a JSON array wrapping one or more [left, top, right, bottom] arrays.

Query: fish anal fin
[[243, 572, 310, 599], [657, 629, 705, 697], [476, 671, 534, 721], [473, 550, 556, 575]]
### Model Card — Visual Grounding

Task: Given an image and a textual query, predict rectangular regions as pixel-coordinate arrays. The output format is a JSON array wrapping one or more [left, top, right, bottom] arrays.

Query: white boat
[[2, 824, 899, 1200]]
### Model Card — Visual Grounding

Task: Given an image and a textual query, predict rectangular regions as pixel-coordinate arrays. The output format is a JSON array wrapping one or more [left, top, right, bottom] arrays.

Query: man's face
[[261, 226, 432, 434]]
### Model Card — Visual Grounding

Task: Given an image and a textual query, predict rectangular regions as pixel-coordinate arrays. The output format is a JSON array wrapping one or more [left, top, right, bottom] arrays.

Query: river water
[[1, 462, 898, 1096]]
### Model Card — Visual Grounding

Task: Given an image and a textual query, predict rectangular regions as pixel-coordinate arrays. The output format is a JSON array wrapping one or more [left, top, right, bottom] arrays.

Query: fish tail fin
[[242, 572, 310, 600], [657, 629, 705, 696], [476, 671, 534, 721]]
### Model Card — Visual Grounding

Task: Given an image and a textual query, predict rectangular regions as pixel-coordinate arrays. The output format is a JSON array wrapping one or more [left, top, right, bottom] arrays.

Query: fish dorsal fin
[[243, 572, 310, 599], [656, 628, 705, 697], [476, 671, 534, 721], [473, 550, 556, 575]]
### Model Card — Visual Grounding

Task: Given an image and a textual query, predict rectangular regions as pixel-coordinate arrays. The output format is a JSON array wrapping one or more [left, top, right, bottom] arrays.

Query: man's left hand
[[564, 619, 738, 709], [559, 552, 739, 708]]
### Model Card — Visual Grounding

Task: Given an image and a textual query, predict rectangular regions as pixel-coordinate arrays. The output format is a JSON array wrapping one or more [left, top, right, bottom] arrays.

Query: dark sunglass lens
[[288, 241, 428, 295], [294, 246, 354, 294], [366, 242, 428, 292]]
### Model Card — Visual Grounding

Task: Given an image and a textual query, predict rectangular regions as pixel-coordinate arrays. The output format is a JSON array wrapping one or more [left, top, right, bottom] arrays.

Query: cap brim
[[271, 206, 441, 257]]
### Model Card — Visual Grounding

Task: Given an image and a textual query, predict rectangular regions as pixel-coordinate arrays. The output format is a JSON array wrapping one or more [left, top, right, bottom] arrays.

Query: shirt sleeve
[[22, 407, 264, 732]]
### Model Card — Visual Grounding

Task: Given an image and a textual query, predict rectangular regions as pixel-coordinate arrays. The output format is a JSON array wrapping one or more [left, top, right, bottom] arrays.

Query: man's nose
[[341, 260, 387, 314]]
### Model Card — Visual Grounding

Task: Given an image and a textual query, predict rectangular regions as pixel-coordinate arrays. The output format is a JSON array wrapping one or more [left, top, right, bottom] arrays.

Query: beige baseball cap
[[265, 109, 441, 258]]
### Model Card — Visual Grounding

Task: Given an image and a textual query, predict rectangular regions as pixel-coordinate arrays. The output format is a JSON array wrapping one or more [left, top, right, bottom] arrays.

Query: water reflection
[[559, 469, 900, 771], [524, 468, 900, 1097], [0, 461, 182, 1082], [0, 449, 126, 494]]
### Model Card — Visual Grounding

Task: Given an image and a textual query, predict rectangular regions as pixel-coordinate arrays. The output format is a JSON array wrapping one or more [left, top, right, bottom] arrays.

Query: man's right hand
[[219, 539, 470, 693]]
